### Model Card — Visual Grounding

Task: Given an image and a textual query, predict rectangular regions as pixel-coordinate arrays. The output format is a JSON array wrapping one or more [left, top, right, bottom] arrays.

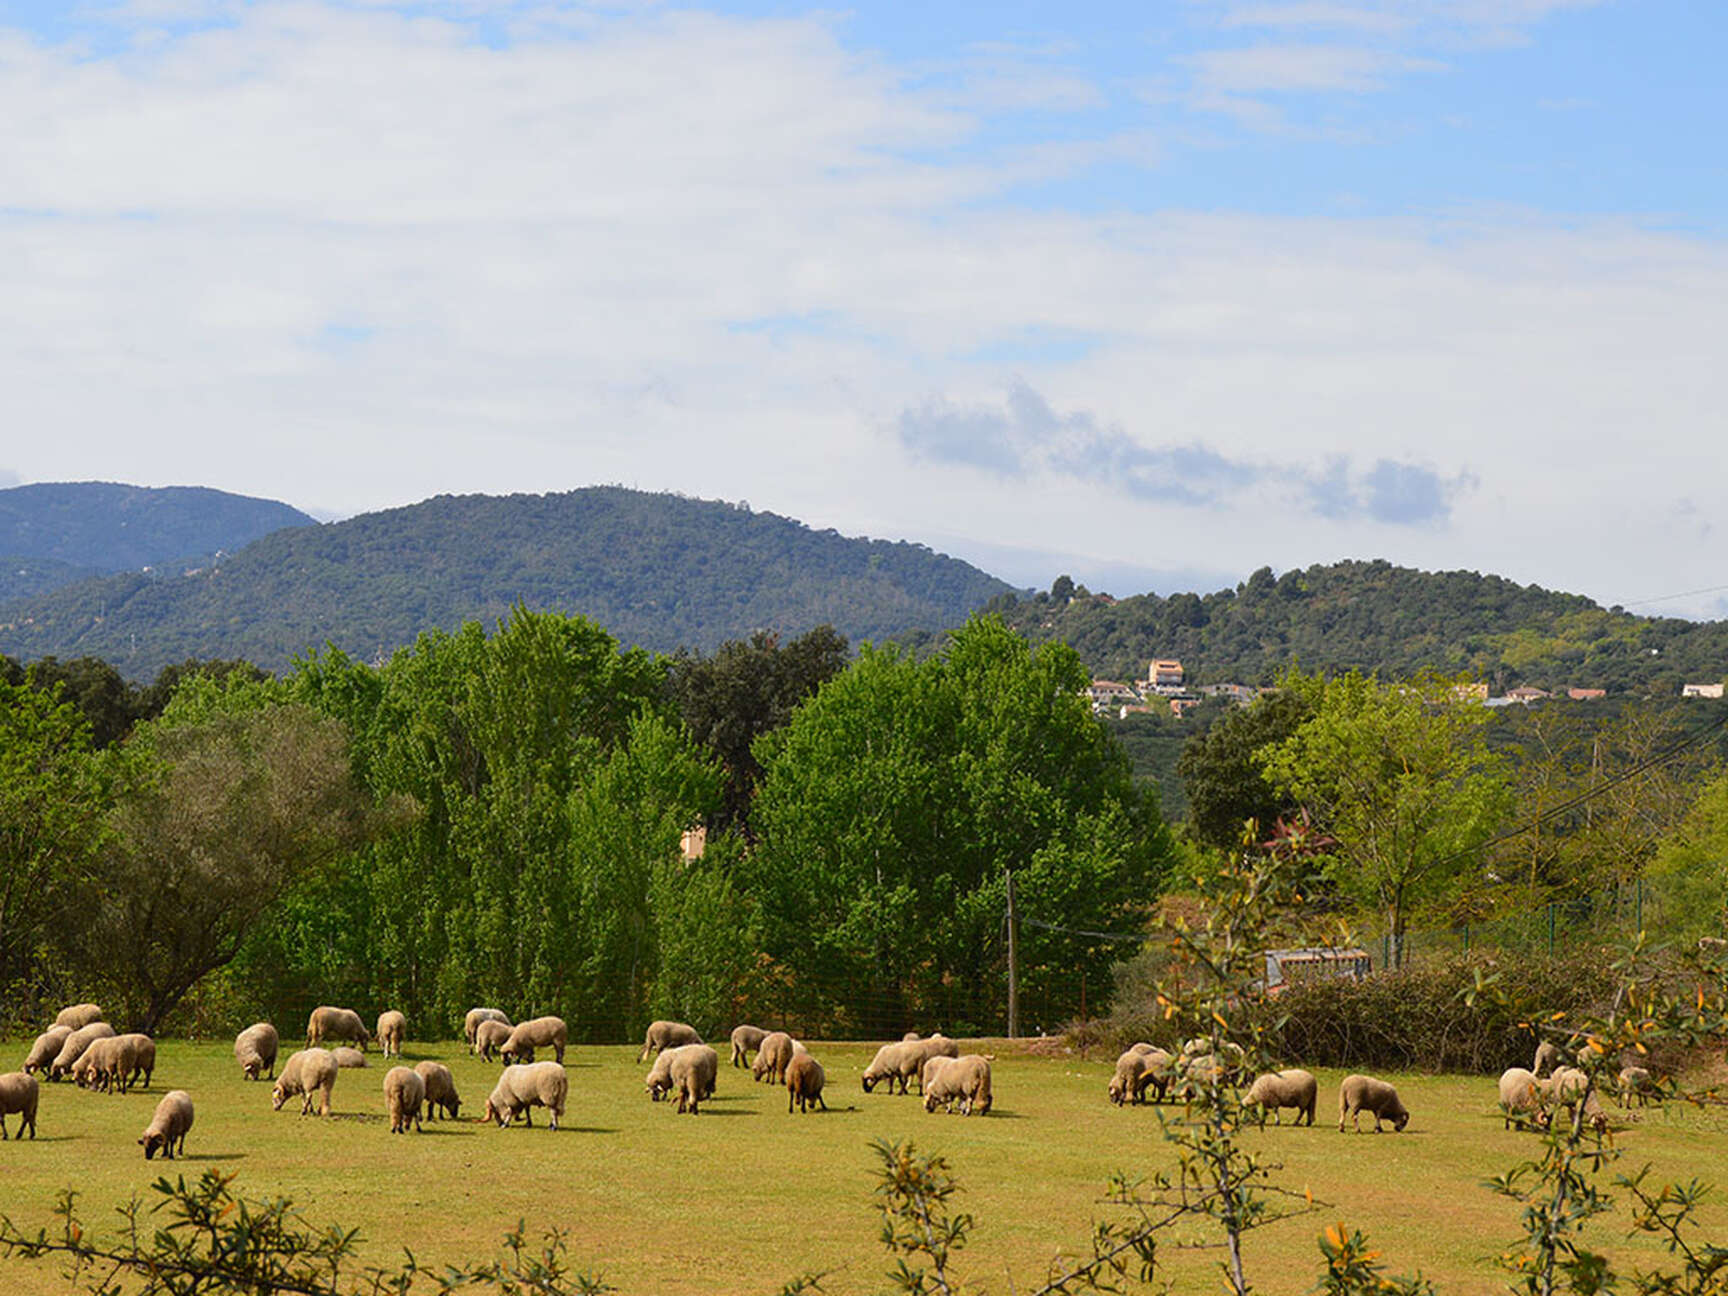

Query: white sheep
[[139, 1091, 194, 1160], [50, 1022, 116, 1081], [730, 1025, 768, 1068], [474, 1019, 513, 1062], [1498, 1067, 1549, 1130], [483, 1062, 568, 1130], [272, 1048, 338, 1117], [752, 1032, 797, 1085], [637, 1020, 702, 1064], [0, 1072, 40, 1139], [376, 1011, 407, 1059], [384, 1066, 424, 1133], [414, 1061, 461, 1120], [1338, 1074, 1409, 1133], [53, 1003, 103, 1031], [1243, 1069, 1318, 1126], [23, 1026, 72, 1076], [234, 1023, 279, 1081], [502, 1016, 568, 1066], [464, 1008, 510, 1053], [922, 1054, 993, 1116], [331, 1046, 368, 1069], [1108, 1047, 1172, 1106], [1617, 1064, 1655, 1108], [306, 1006, 370, 1051]]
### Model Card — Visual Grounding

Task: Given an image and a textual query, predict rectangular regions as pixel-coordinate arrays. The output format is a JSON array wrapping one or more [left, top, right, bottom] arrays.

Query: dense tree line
[[991, 560, 1728, 697]]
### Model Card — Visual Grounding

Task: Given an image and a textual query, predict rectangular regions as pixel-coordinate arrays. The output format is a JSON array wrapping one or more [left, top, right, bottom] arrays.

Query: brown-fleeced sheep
[[53, 1003, 104, 1031], [1542, 1066, 1608, 1133], [331, 1047, 368, 1069], [272, 1048, 338, 1117], [729, 1024, 768, 1068], [483, 1062, 568, 1130], [234, 1023, 278, 1081], [414, 1061, 461, 1120], [24, 1026, 72, 1076], [50, 1022, 116, 1081], [100, 1034, 156, 1093], [376, 1011, 407, 1059], [670, 1044, 719, 1115], [922, 1054, 993, 1116], [474, 1019, 513, 1062], [1108, 1047, 1172, 1106], [637, 1020, 702, 1064], [786, 1051, 827, 1113], [384, 1066, 424, 1134], [0, 1072, 40, 1139], [752, 1032, 797, 1085], [306, 1006, 370, 1051], [1338, 1074, 1409, 1133], [863, 1035, 958, 1096], [139, 1090, 193, 1160], [502, 1017, 567, 1066], [464, 1008, 510, 1053], [1617, 1064, 1655, 1107], [1243, 1069, 1318, 1126], [1498, 1067, 1549, 1130]]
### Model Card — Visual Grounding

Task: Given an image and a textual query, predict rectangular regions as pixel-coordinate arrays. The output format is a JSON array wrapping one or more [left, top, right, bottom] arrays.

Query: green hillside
[[0, 487, 1015, 677], [993, 559, 1728, 697]]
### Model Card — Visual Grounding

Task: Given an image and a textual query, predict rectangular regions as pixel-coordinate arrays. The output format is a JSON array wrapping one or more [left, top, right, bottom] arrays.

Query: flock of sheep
[[0, 1003, 1002, 1157], [2, 1000, 1662, 1161], [1105, 1035, 1659, 1134]]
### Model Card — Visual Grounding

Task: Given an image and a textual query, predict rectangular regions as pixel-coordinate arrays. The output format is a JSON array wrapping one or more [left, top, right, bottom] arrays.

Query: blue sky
[[1, 0, 1725, 614]]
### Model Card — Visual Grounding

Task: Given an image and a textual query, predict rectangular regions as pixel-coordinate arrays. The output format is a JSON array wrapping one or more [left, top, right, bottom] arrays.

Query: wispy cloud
[[898, 382, 1474, 525], [1183, 45, 1441, 96]]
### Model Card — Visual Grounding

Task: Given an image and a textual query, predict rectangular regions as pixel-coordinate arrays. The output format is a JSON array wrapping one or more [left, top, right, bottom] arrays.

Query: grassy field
[[3, 1037, 1726, 1295]]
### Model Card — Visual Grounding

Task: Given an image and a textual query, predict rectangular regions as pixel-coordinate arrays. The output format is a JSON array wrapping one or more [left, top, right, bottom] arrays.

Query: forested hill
[[0, 487, 1015, 677], [992, 560, 1728, 696], [0, 482, 316, 603]]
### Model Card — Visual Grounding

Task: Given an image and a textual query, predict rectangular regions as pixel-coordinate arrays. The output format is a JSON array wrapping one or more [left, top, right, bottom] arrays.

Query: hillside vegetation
[[0, 487, 1013, 676], [993, 559, 1728, 696], [0, 481, 315, 603]]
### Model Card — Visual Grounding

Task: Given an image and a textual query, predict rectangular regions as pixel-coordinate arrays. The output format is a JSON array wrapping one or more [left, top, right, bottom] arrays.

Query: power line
[[1614, 581, 1728, 611]]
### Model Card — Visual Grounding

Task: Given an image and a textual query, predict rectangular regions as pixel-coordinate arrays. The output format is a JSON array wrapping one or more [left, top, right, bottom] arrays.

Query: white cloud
[[1182, 44, 1441, 95], [2, 3, 1726, 619]]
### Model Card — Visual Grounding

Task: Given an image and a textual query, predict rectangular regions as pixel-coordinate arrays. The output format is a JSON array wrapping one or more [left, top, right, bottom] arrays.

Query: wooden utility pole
[[1005, 868, 1019, 1039]]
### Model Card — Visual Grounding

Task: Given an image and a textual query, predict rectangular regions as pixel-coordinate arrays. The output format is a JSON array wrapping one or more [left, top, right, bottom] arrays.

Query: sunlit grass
[[2, 1038, 1724, 1294]]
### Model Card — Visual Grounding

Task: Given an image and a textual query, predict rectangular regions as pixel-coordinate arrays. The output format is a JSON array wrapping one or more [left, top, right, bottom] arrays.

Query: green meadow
[[3, 1039, 1725, 1294]]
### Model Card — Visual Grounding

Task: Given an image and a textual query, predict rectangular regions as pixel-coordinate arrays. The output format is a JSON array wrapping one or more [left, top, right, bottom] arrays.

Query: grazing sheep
[[272, 1048, 338, 1117], [923, 1054, 993, 1116], [1338, 1074, 1409, 1133], [1532, 1040, 1570, 1078], [502, 1017, 568, 1066], [862, 1035, 959, 1095], [53, 1003, 103, 1031], [861, 1042, 911, 1094], [637, 1020, 702, 1064], [786, 1051, 827, 1113], [139, 1091, 194, 1160], [70, 1038, 113, 1089], [306, 1006, 370, 1051], [670, 1044, 719, 1115], [1244, 1069, 1318, 1126], [100, 1034, 156, 1093], [483, 1062, 568, 1130], [24, 1026, 73, 1076], [376, 1011, 407, 1059], [1542, 1066, 1608, 1133], [474, 1020, 514, 1062], [234, 1023, 279, 1081], [1617, 1065, 1655, 1108], [1498, 1067, 1549, 1130], [1108, 1049, 1170, 1107], [414, 1061, 461, 1120], [0, 1072, 40, 1140], [753, 1032, 797, 1085], [903, 1031, 922, 1041], [730, 1025, 769, 1068], [464, 1008, 510, 1053], [384, 1066, 424, 1134], [331, 1047, 368, 1069], [50, 1022, 116, 1081]]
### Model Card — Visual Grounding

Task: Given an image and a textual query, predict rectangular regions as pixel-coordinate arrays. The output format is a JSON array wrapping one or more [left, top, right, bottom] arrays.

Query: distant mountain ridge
[[0, 487, 1016, 677], [0, 482, 317, 604]]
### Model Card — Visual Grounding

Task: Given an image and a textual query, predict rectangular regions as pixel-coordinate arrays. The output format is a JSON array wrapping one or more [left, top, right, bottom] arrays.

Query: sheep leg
[[816, 1093, 827, 1112], [1, 1114, 8, 1139]]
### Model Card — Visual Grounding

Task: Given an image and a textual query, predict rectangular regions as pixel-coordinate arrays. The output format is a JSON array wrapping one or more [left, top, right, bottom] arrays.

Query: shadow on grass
[[177, 1153, 247, 1162]]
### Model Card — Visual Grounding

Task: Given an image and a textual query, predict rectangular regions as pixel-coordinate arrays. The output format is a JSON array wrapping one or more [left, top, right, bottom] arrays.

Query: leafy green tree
[[1258, 670, 1512, 966], [665, 625, 848, 836], [64, 690, 380, 1033], [1176, 689, 1310, 851], [746, 615, 1172, 1032], [0, 677, 107, 1016]]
